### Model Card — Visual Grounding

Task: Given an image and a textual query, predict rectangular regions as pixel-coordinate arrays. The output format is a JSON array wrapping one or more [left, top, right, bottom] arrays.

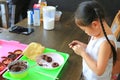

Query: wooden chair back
[[111, 10, 120, 79], [111, 10, 120, 40]]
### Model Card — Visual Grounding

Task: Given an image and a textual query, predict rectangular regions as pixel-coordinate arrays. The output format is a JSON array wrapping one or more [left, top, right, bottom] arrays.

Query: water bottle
[[38, 0, 47, 21], [27, 10, 33, 25]]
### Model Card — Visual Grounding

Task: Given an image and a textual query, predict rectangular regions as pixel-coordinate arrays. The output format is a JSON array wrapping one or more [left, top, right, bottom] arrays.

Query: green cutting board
[[2, 48, 69, 80]]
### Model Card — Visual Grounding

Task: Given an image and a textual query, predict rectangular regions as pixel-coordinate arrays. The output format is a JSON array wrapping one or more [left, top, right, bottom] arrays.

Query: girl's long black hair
[[94, 8, 117, 65], [75, 1, 117, 65]]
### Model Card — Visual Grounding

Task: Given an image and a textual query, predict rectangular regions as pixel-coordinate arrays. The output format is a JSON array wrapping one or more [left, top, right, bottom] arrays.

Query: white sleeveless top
[[82, 35, 117, 80]]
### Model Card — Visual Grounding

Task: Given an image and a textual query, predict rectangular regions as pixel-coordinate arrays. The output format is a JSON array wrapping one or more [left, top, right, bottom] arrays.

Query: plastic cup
[[55, 11, 62, 21], [43, 6, 56, 30]]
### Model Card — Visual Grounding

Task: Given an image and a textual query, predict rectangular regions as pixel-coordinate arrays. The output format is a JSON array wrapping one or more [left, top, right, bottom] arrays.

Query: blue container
[[27, 10, 33, 25]]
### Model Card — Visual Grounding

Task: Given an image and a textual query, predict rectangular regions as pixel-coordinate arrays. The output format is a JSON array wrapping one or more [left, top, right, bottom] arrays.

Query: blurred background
[[0, 0, 120, 28]]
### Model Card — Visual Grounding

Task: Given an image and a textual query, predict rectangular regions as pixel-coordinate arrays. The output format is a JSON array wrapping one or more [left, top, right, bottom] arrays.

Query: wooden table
[[0, 12, 89, 80]]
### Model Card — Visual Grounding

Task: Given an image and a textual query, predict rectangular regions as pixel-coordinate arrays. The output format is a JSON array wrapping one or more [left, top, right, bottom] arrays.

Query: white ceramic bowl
[[36, 52, 64, 70]]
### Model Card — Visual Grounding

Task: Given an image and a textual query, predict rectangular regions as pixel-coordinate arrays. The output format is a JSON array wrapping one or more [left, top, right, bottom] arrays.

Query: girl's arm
[[72, 41, 112, 76]]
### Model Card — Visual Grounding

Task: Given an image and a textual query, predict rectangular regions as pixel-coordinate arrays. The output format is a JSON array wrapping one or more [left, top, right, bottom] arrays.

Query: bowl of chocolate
[[36, 52, 64, 70], [7, 60, 28, 78]]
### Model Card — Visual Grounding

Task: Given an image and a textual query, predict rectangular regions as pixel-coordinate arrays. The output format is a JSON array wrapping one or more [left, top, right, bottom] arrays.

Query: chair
[[111, 10, 120, 80], [0, 2, 9, 28], [111, 10, 120, 40]]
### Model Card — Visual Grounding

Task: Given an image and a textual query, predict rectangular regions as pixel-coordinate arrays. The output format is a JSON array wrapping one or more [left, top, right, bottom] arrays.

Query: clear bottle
[[38, 0, 47, 21]]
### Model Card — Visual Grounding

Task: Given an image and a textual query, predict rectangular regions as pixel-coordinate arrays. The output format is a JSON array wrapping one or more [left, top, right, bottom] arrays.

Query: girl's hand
[[72, 44, 86, 56], [69, 40, 87, 56], [69, 40, 87, 48]]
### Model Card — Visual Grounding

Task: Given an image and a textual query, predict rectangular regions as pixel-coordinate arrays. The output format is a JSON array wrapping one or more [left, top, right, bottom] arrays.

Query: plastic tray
[[0, 39, 27, 75], [2, 48, 69, 80]]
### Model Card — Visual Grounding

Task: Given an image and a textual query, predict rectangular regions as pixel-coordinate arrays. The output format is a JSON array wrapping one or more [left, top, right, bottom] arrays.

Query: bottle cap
[[33, 4, 40, 8]]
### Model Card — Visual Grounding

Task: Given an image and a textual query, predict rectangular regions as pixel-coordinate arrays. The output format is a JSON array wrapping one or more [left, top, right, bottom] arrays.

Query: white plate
[[36, 52, 64, 70]]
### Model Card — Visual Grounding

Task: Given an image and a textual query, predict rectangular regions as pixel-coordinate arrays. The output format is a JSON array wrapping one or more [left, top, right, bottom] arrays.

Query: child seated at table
[[69, 1, 117, 80]]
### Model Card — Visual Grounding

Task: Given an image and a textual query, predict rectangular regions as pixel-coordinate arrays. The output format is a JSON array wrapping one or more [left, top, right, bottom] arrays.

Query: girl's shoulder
[[100, 34, 117, 49], [91, 35, 116, 42]]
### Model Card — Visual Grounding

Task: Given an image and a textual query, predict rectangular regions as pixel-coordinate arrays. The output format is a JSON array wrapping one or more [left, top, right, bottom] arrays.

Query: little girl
[[69, 1, 117, 80]]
